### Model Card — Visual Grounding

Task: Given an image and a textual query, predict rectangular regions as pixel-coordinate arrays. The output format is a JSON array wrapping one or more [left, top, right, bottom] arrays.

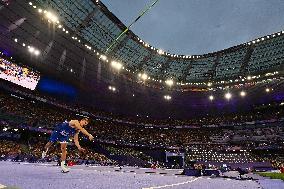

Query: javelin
[[105, 0, 160, 53]]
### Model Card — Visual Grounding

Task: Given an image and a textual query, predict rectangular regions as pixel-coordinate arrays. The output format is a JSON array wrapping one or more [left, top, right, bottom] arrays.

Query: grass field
[[258, 172, 284, 181]]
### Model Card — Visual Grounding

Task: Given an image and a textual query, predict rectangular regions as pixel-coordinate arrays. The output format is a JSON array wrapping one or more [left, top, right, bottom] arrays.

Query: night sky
[[102, 0, 284, 55]]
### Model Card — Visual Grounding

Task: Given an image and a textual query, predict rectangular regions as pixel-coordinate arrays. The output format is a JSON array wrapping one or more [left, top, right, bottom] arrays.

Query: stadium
[[0, 0, 284, 188]]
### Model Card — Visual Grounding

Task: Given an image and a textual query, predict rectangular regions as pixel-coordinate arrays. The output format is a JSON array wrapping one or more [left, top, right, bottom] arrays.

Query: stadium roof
[[103, 0, 284, 55], [29, 0, 284, 86]]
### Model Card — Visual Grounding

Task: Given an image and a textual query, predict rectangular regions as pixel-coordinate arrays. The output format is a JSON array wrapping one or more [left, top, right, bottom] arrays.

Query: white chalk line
[[142, 177, 200, 189]]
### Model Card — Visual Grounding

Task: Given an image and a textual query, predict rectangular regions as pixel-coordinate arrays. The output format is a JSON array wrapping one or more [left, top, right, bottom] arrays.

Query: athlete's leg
[[44, 141, 53, 151], [60, 142, 67, 162], [43, 130, 59, 159], [60, 142, 69, 173], [42, 141, 53, 159]]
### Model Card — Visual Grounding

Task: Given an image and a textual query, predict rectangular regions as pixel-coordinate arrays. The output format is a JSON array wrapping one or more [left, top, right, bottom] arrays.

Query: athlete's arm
[[69, 120, 94, 141], [74, 131, 85, 152]]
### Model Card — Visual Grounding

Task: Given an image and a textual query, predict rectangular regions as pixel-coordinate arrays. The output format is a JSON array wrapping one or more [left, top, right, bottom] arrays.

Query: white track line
[[142, 177, 200, 189], [0, 184, 6, 188]]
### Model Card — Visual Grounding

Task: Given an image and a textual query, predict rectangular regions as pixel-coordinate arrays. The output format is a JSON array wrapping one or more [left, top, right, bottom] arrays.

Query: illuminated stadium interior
[[0, 0, 284, 189], [0, 0, 283, 118]]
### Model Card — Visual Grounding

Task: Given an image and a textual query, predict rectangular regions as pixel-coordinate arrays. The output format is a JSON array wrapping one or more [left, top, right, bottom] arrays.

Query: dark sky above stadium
[[102, 0, 284, 55]]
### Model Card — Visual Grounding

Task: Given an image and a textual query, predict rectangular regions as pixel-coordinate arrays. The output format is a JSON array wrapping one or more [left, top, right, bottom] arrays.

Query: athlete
[[42, 118, 94, 173]]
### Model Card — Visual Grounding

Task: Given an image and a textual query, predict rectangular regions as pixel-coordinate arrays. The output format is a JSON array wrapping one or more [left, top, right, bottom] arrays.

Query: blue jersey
[[49, 122, 77, 143], [55, 122, 77, 137]]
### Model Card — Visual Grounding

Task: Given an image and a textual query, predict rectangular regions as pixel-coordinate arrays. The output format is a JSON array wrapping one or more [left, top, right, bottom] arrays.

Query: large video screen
[[0, 57, 40, 90]]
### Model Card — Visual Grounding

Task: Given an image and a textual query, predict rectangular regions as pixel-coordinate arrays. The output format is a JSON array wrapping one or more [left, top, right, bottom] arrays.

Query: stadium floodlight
[[100, 55, 107, 61], [265, 88, 270, 93], [22, 43, 26, 47], [29, 2, 32, 6], [34, 50, 40, 56], [14, 38, 18, 43], [247, 76, 252, 80], [225, 92, 232, 100], [28, 46, 35, 53], [157, 49, 164, 55], [209, 95, 214, 101], [38, 9, 42, 13], [140, 73, 148, 80], [45, 12, 59, 23], [164, 95, 172, 100], [111, 61, 123, 70], [165, 79, 174, 87], [108, 86, 116, 92], [207, 82, 212, 87], [240, 91, 246, 97]]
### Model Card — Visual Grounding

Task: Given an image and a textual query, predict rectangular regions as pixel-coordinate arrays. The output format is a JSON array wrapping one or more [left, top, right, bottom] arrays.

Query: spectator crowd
[[0, 86, 283, 168]]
